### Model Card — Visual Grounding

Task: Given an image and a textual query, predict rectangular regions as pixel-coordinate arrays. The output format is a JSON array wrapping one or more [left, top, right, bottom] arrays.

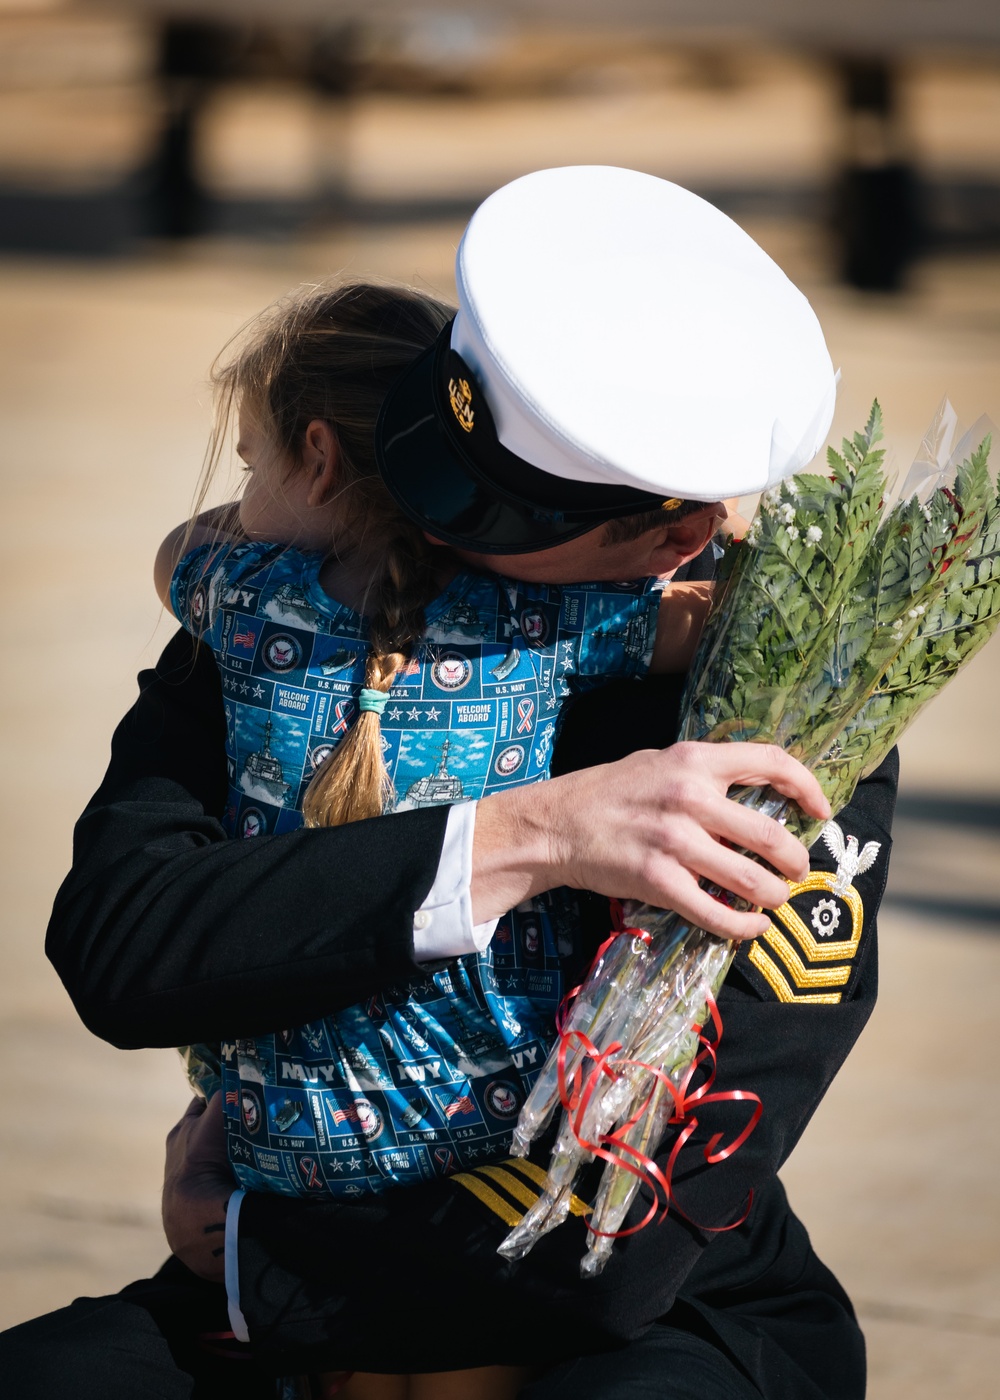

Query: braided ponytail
[[302, 531, 436, 826], [201, 279, 454, 827]]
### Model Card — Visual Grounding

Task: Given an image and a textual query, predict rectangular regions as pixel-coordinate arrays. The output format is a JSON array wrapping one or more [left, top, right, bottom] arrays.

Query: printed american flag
[[234, 628, 256, 647], [443, 1095, 475, 1119], [331, 1105, 361, 1125], [225, 1090, 239, 1107]]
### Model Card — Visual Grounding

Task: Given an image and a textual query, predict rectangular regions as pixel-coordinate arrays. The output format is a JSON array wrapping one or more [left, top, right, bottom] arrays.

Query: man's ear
[[654, 505, 726, 572], [302, 420, 339, 506]]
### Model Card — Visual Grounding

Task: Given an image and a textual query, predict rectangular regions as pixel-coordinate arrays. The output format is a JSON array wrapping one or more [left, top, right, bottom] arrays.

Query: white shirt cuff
[[412, 802, 498, 961], [225, 1187, 250, 1343]]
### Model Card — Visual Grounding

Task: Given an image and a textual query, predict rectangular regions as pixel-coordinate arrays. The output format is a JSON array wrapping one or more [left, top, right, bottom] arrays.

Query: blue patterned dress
[[172, 541, 663, 1197]]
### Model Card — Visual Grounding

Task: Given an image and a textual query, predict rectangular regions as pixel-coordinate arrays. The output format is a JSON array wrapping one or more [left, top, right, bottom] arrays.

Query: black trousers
[[0, 1259, 763, 1400]]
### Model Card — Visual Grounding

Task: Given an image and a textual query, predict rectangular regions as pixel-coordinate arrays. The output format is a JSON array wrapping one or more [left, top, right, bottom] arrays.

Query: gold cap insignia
[[448, 377, 475, 433], [661, 498, 683, 512]]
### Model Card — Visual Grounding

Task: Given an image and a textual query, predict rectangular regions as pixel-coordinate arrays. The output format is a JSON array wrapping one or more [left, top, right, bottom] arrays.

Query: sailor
[[5, 169, 891, 1400], [375, 164, 836, 555]]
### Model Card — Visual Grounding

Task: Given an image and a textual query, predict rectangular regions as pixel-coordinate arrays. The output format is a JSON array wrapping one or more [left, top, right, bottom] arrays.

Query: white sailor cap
[[376, 165, 836, 553]]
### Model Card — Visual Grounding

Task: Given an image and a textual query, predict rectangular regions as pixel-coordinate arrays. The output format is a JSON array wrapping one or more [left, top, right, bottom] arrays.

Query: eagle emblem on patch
[[820, 819, 881, 896], [448, 376, 475, 433], [744, 820, 882, 1005]]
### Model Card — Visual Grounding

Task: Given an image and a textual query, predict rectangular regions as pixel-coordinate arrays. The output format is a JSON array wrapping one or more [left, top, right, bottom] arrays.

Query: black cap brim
[[374, 321, 668, 555]]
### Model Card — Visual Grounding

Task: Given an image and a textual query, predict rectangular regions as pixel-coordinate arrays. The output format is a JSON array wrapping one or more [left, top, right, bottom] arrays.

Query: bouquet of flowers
[[499, 403, 1000, 1276]]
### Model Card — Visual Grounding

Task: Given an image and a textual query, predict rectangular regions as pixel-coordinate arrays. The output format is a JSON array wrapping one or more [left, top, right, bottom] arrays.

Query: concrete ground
[[1, 55, 1000, 1398]]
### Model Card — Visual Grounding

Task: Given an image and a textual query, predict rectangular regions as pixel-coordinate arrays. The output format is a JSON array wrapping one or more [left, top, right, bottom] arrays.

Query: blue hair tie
[[358, 687, 388, 717]]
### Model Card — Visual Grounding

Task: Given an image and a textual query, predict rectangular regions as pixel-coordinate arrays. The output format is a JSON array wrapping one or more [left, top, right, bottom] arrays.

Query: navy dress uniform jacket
[[45, 555, 895, 1400]]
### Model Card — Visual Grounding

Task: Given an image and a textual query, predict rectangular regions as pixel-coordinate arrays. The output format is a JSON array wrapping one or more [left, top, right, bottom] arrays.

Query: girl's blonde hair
[[202, 280, 454, 828]]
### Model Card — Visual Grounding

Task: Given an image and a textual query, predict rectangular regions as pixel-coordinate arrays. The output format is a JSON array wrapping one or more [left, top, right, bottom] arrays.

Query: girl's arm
[[153, 504, 243, 611], [650, 579, 715, 674]]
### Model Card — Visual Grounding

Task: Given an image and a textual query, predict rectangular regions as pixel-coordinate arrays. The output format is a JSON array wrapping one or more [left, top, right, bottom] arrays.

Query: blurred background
[[1, 1, 999, 1395]]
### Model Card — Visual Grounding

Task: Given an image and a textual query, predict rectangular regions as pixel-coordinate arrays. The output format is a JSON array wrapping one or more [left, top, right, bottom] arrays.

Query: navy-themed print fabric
[[172, 541, 662, 1197]]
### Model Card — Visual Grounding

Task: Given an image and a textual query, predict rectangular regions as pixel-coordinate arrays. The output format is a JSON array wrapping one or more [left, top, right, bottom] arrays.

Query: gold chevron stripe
[[772, 872, 864, 961], [762, 926, 853, 989], [452, 1172, 523, 1226], [502, 1159, 592, 1218], [748, 942, 842, 1004], [505, 1157, 549, 1189], [476, 1164, 543, 1212]]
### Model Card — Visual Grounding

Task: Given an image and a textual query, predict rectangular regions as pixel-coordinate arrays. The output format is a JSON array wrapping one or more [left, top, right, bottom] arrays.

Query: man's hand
[[473, 741, 831, 941], [162, 1093, 235, 1283]]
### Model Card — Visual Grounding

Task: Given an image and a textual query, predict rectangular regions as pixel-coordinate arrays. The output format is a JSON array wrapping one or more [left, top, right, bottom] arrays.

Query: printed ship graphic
[[266, 582, 321, 627], [405, 739, 464, 807], [321, 647, 358, 676], [427, 599, 488, 642], [391, 998, 511, 1080], [600, 611, 650, 662], [448, 1001, 511, 1077], [240, 719, 291, 805]]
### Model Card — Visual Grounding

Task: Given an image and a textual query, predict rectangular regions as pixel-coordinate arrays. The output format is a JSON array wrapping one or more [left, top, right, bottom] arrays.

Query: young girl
[[155, 280, 721, 1205]]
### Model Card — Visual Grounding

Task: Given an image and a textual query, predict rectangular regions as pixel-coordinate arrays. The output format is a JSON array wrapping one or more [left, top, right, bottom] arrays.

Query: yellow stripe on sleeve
[[452, 1172, 523, 1227]]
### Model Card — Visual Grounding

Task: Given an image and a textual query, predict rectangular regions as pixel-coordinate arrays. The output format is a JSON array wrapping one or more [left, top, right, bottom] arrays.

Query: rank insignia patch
[[745, 871, 865, 1004], [742, 819, 882, 1005]]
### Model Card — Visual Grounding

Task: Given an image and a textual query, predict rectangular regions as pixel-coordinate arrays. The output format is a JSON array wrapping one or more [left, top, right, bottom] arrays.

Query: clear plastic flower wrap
[[179, 1042, 223, 1101], [500, 403, 1000, 1275]]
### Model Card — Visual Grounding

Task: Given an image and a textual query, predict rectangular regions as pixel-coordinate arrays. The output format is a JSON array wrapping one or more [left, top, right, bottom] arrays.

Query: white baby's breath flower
[[922, 504, 933, 523], [746, 518, 761, 544], [908, 605, 926, 618], [805, 525, 823, 544], [786, 525, 800, 540], [778, 503, 796, 524]]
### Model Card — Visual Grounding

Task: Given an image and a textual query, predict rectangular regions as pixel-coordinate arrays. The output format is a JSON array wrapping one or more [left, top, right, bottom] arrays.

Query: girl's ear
[[302, 419, 340, 507]]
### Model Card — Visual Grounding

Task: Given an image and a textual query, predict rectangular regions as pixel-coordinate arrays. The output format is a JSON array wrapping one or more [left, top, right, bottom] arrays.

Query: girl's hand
[[473, 741, 831, 941], [161, 1094, 235, 1283]]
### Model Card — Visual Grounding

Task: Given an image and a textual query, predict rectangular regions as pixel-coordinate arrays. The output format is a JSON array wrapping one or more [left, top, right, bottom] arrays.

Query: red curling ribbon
[[556, 1031, 677, 1237], [608, 897, 654, 945], [553, 981, 762, 1240]]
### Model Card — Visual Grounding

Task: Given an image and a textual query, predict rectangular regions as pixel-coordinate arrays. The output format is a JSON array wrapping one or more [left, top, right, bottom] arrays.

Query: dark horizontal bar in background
[[0, 187, 145, 256], [894, 792, 1000, 831], [3, 177, 1000, 257], [118, 0, 1000, 50], [882, 891, 1000, 928]]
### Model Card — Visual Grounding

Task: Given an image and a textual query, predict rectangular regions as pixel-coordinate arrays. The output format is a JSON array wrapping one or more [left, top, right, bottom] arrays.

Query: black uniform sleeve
[[45, 630, 449, 1049], [236, 737, 896, 1376]]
